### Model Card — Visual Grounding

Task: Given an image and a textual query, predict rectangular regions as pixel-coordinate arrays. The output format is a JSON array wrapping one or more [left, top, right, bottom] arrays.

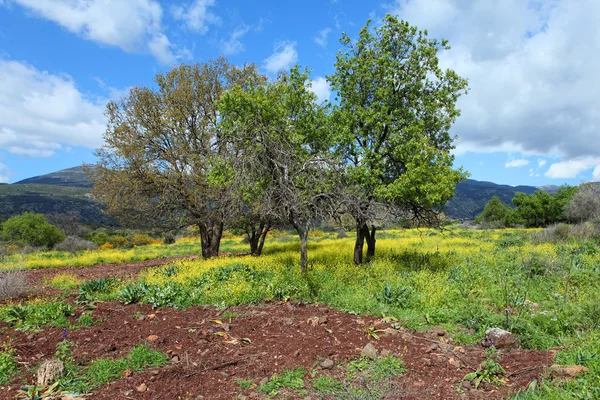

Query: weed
[[258, 367, 306, 396], [0, 341, 17, 385], [46, 273, 81, 291], [463, 346, 506, 389]]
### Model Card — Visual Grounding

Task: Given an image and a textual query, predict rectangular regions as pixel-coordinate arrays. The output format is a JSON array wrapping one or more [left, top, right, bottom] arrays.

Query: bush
[[131, 234, 154, 246], [0, 271, 27, 300], [567, 182, 600, 223], [54, 236, 98, 252], [163, 234, 176, 245], [0, 212, 65, 248], [108, 235, 129, 248]]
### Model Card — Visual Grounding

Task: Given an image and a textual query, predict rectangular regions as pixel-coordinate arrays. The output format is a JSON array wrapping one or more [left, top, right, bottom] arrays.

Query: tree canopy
[[329, 14, 469, 264]]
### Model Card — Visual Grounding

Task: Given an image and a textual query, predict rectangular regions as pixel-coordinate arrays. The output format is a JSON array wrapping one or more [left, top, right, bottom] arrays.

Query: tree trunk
[[299, 227, 309, 272], [247, 223, 271, 256], [366, 225, 376, 262], [354, 222, 366, 265], [198, 221, 223, 259]]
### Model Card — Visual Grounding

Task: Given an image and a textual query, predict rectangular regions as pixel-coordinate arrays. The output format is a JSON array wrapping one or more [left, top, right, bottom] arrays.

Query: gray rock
[[482, 328, 519, 349], [320, 359, 334, 369], [361, 343, 378, 359]]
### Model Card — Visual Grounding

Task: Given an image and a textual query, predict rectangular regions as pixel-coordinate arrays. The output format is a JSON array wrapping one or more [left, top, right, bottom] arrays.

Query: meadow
[[1, 227, 599, 398]]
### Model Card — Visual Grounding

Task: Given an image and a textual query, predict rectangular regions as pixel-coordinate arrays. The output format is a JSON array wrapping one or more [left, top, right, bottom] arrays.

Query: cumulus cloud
[[391, 0, 600, 179], [505, 158, 529, 168], [8, 0, 180, 64], [0, 59, 106, 158], [171, 0, 220, 33], [309, 77, 331, 103], [264, 41, 298, 75], [538, 159, 547, 167], [545, 157, 600, 179], [314, 28, 332, 47]]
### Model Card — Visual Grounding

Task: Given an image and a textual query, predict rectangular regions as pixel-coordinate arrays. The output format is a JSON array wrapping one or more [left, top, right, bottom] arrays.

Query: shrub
[[131, 234, 154, 246], [46, 273, 82, 290], [108, 235, 129, 248], [567, 182, 600, 223], [54, 236, 98, 252], [0, 212, 65, 248], [0, 271, 27, 300], [163, 234, 176, 244], [98, 243, 114, 250]]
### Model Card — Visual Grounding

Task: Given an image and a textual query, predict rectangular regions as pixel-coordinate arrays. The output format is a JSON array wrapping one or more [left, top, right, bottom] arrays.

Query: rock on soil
[[361, 342, 378, 358], [482, 328, 519, 349], [549, 364, 589, 378]]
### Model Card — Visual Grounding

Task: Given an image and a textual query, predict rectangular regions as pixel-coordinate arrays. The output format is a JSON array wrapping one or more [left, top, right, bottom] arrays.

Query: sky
[[0, 0, 599, 187]]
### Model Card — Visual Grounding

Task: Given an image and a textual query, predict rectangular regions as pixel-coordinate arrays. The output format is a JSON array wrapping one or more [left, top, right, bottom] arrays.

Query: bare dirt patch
[[1, 301, 549, 400]]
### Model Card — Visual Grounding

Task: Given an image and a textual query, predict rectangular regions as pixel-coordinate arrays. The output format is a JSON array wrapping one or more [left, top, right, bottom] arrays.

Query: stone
[[136, 383, 147, 393], [461, 380, 472, 390], [361, 343, 378, 359], [36, 359, 65, 386], [432, 327, 446, 337], [420, 357, 432, 367], [146, 335, 159, 342], [259, 377, 269, 386], [171, 355, 180, 363], [318, 316, 328, 325], [380, 349, 391, 357], [424, 344, 438, 354], [549, 365, 589, 378], [482, 328, 519, 349], [448, 357, 462, 368], [320, 359, 334, 369]]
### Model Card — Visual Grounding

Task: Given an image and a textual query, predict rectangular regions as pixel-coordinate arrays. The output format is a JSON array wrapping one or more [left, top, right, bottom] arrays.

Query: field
[[0, 228, 599, 399]]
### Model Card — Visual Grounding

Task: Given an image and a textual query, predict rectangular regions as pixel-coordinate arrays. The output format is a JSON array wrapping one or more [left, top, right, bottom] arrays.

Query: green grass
[[57, 342, 169, 393], [0, 300, 75, 332], [258, 367, 306, 396]]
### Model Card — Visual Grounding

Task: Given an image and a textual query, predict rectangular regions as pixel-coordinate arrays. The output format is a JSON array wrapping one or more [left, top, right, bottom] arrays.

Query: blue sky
[[0, 0, 599, 186]]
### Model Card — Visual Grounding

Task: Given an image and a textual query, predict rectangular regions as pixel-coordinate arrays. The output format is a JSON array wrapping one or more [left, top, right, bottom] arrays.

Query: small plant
[[78, 277, 120, 303], [463, 346, 507, 389], [365, 325, 386, 340], [376, 283, 415, 308], [0, 341, 17, 385], [18, 382, 60, 400], [54, 236, 98, 252], [258, 367, 306, 396], [0, 301, 75, 331], [235, 378, 254, 390], [119, 282, 148, 304], [77, 311, 97, 327]]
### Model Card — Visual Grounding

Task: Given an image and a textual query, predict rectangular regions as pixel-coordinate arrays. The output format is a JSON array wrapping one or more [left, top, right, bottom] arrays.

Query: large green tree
[[1, 212, 64, 248], [512, 186, 576, 227], [89, 58, 262, 258], [329, 15, 469, 264], [219, 68, 337, 271]]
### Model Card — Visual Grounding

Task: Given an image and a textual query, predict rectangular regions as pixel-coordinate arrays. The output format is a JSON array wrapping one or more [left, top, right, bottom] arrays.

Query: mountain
[[14, 166, 91, 187], [0, 166, 113, 226], [2, 166, 552, 224], [445, 179, 539, 220]]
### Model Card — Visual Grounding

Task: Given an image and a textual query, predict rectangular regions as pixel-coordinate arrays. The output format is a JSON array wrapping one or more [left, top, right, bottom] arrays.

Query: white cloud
[[0, 161, 9, 183], [391, 0, 600, 172], [593, 165, 600, 181], [9, 0, 179, 64], [0, 59, 106, 158], [505, 158, 529, 168], [171, 0, 220, 33], [220, 25, 251, 55], [545, 157, 600, 179], [538, 159, 547, 167], [264, 41, 298, 75], [309, 77, 331, 103], [314, 28, 332, 48]]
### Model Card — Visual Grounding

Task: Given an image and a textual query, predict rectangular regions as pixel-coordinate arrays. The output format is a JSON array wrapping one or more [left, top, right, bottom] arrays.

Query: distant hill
[[0, 166, 113, 226], [14, 166, 91, 187], [445, 179, 539, 220], [2, 166, 554, 224]]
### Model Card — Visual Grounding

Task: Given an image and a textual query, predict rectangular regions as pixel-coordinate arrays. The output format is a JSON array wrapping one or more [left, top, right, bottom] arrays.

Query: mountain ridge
[[3, 166, 554, 223]]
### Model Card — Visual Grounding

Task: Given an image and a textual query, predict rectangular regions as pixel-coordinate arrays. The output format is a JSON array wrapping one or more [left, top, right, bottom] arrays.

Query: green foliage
[[258, 367, 306, 395], [0, 212, 65, 248], [513, 186, 577, 227], [475, 196, 518, 227], [0, 301, 74, 331], [376, 284, 416, 308], [463, 346, 506, 389], [0, 341, 17, 385], [78, 277, 121, 303]]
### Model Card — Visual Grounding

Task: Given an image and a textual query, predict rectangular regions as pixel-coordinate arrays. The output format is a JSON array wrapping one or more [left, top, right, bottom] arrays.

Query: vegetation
[[1, 212, 64, 248]]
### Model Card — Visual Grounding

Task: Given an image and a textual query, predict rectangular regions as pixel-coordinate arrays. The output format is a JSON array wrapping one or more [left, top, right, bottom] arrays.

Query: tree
[[1, 212, 64, 248], [329, 14, 469, 264], [475, 196, 511, 226], [219, 68, 337, 271], [567, 183, 600, 223], [89, 58, 262, 258], [512, 186, 576, 227]]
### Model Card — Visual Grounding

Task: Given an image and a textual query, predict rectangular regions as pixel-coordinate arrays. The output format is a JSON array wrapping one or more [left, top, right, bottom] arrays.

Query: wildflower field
[[0, 227, 599, 399]]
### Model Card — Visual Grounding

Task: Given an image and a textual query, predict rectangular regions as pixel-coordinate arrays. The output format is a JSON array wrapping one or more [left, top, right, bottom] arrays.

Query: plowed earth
[[1, 259, 551, 399]]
